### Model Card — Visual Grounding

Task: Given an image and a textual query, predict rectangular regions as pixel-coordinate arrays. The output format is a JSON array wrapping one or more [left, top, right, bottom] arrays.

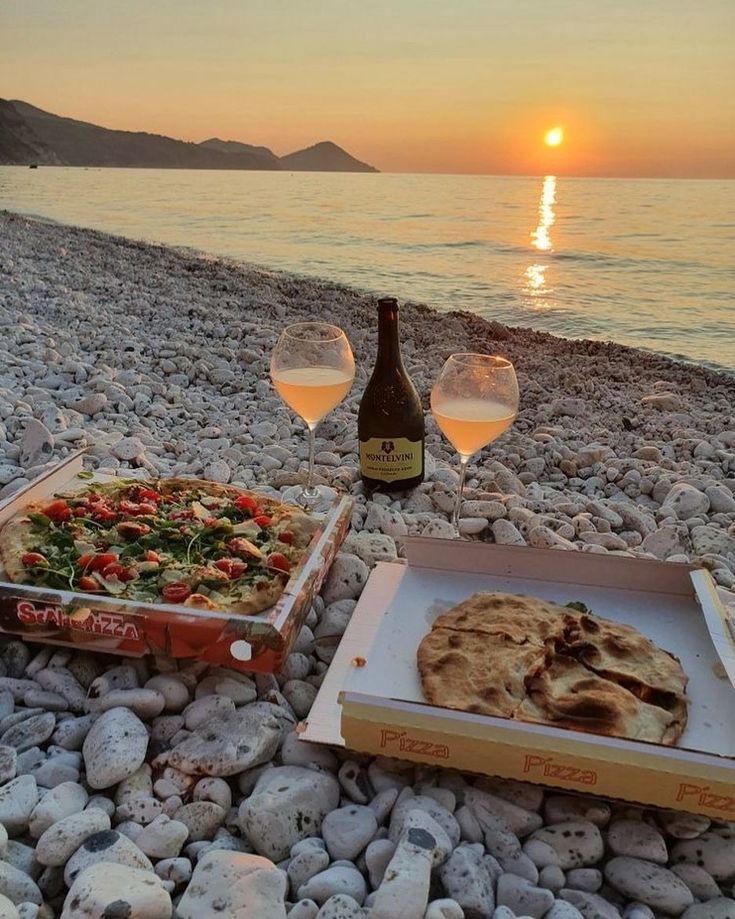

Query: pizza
[[417, 592, 688, 745], [0, 477, 320, 615]]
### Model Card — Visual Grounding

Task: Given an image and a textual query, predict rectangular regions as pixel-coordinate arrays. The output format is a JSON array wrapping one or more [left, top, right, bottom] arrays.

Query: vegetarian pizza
[[418, 592, 688, 745], [0, 478, 320, 615]]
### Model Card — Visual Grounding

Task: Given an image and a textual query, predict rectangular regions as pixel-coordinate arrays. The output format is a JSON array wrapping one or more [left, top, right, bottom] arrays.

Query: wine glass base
[[281, 484, 339, 516]]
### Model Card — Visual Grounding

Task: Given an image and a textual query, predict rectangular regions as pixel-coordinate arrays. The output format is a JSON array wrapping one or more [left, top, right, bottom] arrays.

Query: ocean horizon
[[2, 166, 733, 372]]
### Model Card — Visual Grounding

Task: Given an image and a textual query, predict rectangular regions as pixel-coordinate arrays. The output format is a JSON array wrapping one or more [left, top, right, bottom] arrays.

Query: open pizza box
[[0, 452, 352, 673], [302, 537, 735, 819]]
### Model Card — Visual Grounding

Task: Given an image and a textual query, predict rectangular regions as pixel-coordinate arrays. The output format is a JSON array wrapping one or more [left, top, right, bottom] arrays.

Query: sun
[[544, 127, 564, 147]]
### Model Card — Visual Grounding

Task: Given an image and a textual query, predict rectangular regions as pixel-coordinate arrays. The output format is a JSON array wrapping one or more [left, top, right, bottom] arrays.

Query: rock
[[425, 901, 465, 919], [341, 532, 398, 567], [389, 796, 461, 850], [1, 712, 56, 752], [605, 857, 693, 915], [177, 850, 287, 918], [0, 775, 38, 835], [606, 819, 668, 864], [29, 781, 88, 837], [565, 868, 602, 892], [641, 524, 686, 559], [0, 893, 19, 919], [365, 839, 396, 888], [174, 801, 225, 842], [528, 822, 604, 869], [288, 847, 331, 894], [492, 519, 526, 545], [63, 829, 153, 886], [370, 827, 436, 919], [87, 688, 165, 719], [316, 894, 365, 918], [111, 436, 146, 461], [543, 796, 611, 828], [0, 862, 42, 906], [662, 483, 710, 520], [560, 889, 622, 919], [671, 863, 722, 901], [671, 830, 735, 881], [439, 843, 495, 917], [82, 707, 149, 789], [641, 392, 682, 411], [465, 787, 542, 838], [682, 900, 735, 919], [35, 808, 111, 867], [168, 703, 281, 776], [238, 766, 340, 860], [135, 814, 189, 858], [496, 873, 554, 918], [322, 554, 369, 603], [706, 485, 735, 514], [60, 863, 172, 918], [321, 805, 378, 860], [20, 419, 54, 467], [297, 866, 367, 906]]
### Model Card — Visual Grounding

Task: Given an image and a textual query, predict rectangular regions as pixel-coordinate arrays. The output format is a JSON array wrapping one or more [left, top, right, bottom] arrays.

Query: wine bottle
[[358, 297, 425, 490]]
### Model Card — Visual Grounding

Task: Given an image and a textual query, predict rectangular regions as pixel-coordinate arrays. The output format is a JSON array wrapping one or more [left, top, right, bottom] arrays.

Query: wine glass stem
[[304, 424, 318, 496], [452, 456, 469, 529]]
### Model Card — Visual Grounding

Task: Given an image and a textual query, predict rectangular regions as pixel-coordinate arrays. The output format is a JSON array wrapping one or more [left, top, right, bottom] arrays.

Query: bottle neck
[[375, 304, 403, 370]]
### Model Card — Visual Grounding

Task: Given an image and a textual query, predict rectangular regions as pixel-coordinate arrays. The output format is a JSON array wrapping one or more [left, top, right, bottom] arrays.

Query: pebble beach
[[0, 209, 734, 918]]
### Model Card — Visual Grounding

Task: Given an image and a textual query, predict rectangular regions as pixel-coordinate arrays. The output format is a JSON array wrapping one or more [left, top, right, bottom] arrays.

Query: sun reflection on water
[[525, 175, 557, 303]]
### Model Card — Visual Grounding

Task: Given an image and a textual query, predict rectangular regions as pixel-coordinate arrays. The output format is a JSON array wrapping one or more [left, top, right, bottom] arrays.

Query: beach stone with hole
[[60, 862, 172, 918], [82, 707, 149, 789], [176, 851, 287, 919]]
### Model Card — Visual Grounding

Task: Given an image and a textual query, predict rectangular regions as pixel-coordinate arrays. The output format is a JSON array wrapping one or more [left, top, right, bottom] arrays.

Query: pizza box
[[0, 452, 352, 673], [302, 536, 735, 819]]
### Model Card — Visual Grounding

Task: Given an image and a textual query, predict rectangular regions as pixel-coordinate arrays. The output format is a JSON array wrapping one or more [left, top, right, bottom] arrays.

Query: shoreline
[[0, 209, 734, 915], [3, 208, 733, 381]]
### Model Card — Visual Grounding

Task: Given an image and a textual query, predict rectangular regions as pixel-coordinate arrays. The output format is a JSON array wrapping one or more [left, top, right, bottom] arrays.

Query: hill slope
[[9, 101, 279, 170], [0, 100, 61, 165]]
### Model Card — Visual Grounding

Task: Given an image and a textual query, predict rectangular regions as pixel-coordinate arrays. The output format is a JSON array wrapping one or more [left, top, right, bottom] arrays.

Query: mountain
[[199, 137, 278, 164], [280, 141, 378, 173], [0, 100, 379, 172], [0, 100, 61, 165], [8, 101, 277, 170]]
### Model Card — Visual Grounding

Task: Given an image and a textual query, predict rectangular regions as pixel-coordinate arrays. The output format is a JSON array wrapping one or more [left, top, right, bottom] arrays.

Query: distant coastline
[[0, 99, 379, 173]]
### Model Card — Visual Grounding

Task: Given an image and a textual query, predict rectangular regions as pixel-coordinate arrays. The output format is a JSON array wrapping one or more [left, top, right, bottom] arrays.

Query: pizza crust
[[417, 592, 689, 746]]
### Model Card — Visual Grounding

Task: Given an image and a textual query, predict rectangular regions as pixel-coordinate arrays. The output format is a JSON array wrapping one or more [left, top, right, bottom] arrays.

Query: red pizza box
[[302, 537, 735, 819], [0, 452, 352, 673]]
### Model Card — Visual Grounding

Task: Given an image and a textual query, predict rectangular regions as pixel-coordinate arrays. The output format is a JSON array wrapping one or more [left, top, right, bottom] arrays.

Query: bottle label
[[359, 437, 423, 482]]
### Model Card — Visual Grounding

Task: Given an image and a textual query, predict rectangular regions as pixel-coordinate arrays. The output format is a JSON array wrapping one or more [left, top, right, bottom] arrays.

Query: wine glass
[[431, 353, 519, 533], [271, 322, 355, 508]]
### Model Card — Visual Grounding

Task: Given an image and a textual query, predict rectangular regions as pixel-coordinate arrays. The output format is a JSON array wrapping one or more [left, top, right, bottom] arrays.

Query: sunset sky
[[3, 0, 734, 177]]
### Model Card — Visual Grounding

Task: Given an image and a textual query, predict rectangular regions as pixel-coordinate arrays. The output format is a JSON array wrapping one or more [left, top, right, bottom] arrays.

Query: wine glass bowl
[[271, 322, 355, 507], [431, 353, 519, 532]]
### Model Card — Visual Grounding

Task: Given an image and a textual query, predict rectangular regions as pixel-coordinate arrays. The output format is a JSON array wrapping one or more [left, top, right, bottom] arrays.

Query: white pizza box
[[0, 452, 352, 673], [302, 536, 735, 819]]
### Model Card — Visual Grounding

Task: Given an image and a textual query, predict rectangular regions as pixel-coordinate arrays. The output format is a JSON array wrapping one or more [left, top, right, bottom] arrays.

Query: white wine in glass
[[270, 322, 355, 508], [431, 354, 519, 532]]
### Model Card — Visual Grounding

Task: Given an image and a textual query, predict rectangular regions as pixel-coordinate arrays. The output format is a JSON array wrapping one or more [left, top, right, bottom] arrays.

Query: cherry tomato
[[43, 499, 72, 524], [137, 488, 162, 503], [213, 558, 248, 579], [78, 575, 101, 591], [78, 553, 117, 572], [116, 521, 152, 539], [92, 504, 118, 523], [102, 562, 135, 582], [267, 552, 291, 574], [21, 552, 47, 567], [73, 507, 89, 518], [170, 509, 193, 521], [145, 550, 161, 563], [234, 494, 257, 512], [162, 583, 191, 603], [254, 515, 273, 528], [278, 531, 294, 545]]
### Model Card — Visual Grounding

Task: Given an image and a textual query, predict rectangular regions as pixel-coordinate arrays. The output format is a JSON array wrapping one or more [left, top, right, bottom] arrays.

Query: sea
[[1, 167, 733, 372]]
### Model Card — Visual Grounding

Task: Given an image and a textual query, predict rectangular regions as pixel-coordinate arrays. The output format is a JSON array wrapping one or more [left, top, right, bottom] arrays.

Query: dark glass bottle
[[358, 297, 425, 490]]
